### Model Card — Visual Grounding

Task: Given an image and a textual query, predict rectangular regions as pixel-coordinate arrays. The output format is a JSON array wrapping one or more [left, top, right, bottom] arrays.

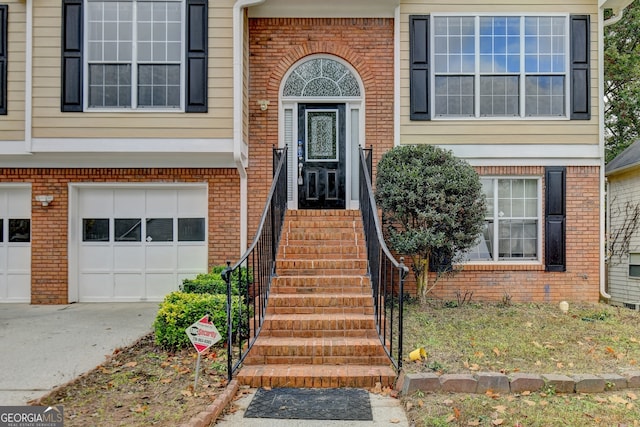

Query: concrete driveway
[[0, 302, 159, 405]]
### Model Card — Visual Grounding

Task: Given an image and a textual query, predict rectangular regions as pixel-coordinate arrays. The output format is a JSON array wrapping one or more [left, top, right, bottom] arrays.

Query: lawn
[[401, 300, 640, 426]]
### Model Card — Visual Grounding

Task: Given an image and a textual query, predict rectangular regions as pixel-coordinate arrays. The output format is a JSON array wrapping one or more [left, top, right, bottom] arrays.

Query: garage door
[[77, 186, 207, 302], [0, 187, 31, 303]]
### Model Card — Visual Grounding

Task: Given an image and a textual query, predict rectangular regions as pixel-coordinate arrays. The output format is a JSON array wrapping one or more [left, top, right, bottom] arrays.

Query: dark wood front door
[[297, 104, 346, 209]]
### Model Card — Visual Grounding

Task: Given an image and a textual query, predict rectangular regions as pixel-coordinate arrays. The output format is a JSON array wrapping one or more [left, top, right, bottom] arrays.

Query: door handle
[[298, 162, 303, 185]]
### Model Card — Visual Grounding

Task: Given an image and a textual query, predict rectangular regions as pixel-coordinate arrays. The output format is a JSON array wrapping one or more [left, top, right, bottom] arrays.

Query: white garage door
[[77, 186, 208, 302], [0, 187, 31, 303]]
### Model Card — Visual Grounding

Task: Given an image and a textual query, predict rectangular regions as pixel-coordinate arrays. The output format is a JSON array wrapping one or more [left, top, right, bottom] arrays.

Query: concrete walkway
[[0, 302, 159, 405], [213, 388, 410, 427]]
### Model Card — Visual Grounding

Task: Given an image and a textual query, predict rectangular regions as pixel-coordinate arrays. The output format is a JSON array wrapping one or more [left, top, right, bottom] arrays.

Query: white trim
[[440, 144, 601, 166], [393, 6, 400, 147], [31, 138, 233, 153], [598, 7, 610, 299]]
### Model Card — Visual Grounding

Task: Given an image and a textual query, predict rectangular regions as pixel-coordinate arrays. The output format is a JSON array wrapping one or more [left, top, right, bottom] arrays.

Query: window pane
[[138, 65, 180, 108], [479, 76, 519, 117], [115, 218, 141, 242], [146, 218, 173, 242], [434, 76, 474, 116], [0, 218, 3, 242], [498, 219, 537, 259], [525, 76, 565, 117], [630, 265, 640, 278], [8, 219, 30, 243], [178, 218, 205, 242], [466, 220, 494, 261], [89, 64, 132, 108], [83, 219, 109, 242]]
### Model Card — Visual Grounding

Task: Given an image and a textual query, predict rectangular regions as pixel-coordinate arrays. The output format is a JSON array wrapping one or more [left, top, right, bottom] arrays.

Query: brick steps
[[237, 364, 396, 389], [236, 210, 395, 388]]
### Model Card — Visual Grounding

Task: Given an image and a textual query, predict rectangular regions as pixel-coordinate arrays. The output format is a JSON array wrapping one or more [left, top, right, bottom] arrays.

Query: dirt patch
[[35, 333, 228, 427]]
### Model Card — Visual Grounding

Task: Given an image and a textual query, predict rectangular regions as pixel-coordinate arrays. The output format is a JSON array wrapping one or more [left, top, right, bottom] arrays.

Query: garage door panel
[[114, 246, 144, 271], [7, 189, 31, 217], [178, 246, 207, 270], [146, 190, 178, 216], [80, 189, 114, 217], [7, 275, 30, 300], [114, 190, 146, 216], [114, 274, 145, 298], [146, 246, 176, 270], [146, 274, 178, 300], [7, 246, 29, 272], [178, 189, 208, 216], [79, 274, 113, 300], [80, 246, 113, 270]]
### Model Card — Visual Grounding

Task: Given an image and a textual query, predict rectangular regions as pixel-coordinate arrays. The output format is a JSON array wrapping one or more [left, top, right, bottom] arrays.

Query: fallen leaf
[[453, 407, 461, 419], [467, 420, 480, 426], [446, 414, 456, 422], [493, 405, 506, 413], [594, 397, 608, 403], [160, 361, 171, 368], [493, 348, 501, 357], [405, 402, 413, 411], [556, 362, 564, 369], [131, 404, 147, 413], [443, 399, 454, 406], [539, 400, 548, 406], [609, 395, 628, 405], [160, 378, 172, 384], [523, 400, 536, 407], [124, 361, 138, 368], [492, 419, 504, 426], [628, 392, 638, 401], [475, 351, 485, 359], [532, 341, 542, 348], [181, 389, 193, 397], [606, 346, 616, 355], [469, 363, 480, 371], [389, 419, 400, 424], [521, 391, 531, 396], [525, 322, 533, 327]]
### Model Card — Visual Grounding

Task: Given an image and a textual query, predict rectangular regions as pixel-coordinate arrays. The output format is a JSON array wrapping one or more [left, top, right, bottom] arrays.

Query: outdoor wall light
[[257, 100, 270, 111], [35, 195, 54, 207]]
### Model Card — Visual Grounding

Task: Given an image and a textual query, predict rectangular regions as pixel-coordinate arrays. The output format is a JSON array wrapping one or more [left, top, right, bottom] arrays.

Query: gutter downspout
[[233, 0, 266, 254], [599, 2, 632, 299], [25, 0, 33, 152]]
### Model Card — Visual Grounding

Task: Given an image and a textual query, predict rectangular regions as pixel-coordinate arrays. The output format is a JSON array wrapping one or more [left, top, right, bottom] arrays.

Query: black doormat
[[244, 388, 373, 421]]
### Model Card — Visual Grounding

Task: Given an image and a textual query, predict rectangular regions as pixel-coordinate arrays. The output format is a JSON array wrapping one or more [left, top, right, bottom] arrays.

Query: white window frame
[[83, 0, 186, 112], [430, 13, 570, 120], [466, 176, 543, 264], [629, 253, 640, 279]]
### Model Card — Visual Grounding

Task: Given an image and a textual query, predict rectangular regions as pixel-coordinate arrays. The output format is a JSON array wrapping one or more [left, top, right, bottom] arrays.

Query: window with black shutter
[[61, 0, 207, 112]]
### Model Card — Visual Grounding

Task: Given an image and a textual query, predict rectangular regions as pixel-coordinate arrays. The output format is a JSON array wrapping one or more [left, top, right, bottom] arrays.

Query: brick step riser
[[272, 276, 371, 286], [267, 306, 376, 315], [243, 355, 391, 366], [279, 248, 365, 259], [276, 260, 368, 268], [237, 375, 395, 389], [261, 319, 377, 332], [269, 287, 370, 294], [260, 330, 380, 338], [284, 223, 361, 231], [279, 238, 364, 247], [276, 269, 368, 277], [268, 296, 373, 307], [246, 342, 388, 358]]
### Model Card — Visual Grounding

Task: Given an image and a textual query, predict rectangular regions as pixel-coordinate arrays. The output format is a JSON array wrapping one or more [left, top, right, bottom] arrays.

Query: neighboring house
[[0, 0, 629, 304], [606, 139, 640, 308]]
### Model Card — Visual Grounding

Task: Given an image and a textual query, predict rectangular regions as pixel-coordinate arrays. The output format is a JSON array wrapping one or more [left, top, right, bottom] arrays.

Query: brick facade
[[0, 168, 240, 304], [403, 166, 601, 303], [247, 18, 395, 234]]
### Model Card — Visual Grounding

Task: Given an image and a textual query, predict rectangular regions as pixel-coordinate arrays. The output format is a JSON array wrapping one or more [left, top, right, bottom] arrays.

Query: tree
[[605, 2, 640, 162], [375, 144, 486, 303]]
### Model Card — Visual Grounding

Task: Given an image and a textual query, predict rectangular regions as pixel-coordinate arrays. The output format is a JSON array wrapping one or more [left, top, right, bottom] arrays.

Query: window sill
[[459, 262, 544, 271]]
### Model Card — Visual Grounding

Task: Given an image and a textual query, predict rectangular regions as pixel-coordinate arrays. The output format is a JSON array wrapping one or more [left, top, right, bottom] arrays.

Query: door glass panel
[[83, 218, 109, 242], [146, 218, 173, 242], [115, 218, 142, 242], [178, 218, 205, 241], [306, 111, 338, 161]]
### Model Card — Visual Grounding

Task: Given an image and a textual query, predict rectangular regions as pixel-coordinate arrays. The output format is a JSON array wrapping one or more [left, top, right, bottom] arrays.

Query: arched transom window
[[283, 58, 361, 97]]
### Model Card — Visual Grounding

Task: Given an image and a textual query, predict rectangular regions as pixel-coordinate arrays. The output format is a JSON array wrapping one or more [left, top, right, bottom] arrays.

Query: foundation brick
[[542, 374, 575, 394], [476, 372, 510, 394], [574, 374, 606, 393], [509, 373, 545, 393], [440, 374, 477, 393]]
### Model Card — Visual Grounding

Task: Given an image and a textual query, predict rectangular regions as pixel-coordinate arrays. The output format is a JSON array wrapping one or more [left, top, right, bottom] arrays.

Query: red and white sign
[[185, 315, 222, 353]]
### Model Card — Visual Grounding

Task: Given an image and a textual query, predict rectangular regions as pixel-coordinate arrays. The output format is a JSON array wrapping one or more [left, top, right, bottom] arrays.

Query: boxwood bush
[[180, 265, 251, 296], [153, 291, 247, 351]]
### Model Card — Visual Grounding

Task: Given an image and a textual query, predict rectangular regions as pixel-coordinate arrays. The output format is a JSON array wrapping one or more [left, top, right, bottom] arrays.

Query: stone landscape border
[[396, 371, 640, 395]]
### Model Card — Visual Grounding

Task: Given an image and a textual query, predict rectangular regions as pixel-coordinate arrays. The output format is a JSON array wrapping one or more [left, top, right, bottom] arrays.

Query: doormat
[[244, 388, 373, 421]]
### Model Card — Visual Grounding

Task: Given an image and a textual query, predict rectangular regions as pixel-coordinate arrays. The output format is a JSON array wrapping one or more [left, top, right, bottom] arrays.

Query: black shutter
[[61, 0, 83, 112], [185, 0, 207, 113], [410, 15, 430, 120], [0, 5, 7, 115], [570, 15, 590, 120], [545, 167, 566, 272]]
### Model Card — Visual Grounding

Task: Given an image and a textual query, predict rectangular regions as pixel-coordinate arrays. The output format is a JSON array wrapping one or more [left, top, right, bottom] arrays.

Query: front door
[[297, 104, 346, 209]]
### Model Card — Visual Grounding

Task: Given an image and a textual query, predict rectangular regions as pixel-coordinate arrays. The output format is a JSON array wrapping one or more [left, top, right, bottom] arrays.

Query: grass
[[401, 300, 640, 426]]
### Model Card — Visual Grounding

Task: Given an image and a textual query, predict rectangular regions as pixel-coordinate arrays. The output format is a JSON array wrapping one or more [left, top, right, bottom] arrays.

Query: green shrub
[[180, 265, 251, 296], [153, 291, 248, 351]]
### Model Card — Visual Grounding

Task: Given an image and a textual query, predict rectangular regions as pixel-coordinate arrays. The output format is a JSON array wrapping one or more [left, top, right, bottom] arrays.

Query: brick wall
[[0, 168, 240, 304], [247, 18, 395, 234], [402, 166, 601, 303]]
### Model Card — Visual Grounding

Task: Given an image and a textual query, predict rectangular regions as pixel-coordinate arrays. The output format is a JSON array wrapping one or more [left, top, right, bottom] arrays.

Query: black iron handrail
[[359, 146, 408, 371], [223, 146, 288, 380]]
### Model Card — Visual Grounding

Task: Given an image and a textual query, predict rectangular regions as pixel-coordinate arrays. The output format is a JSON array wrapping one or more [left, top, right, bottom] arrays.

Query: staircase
[[236, 210, 397, 388]]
